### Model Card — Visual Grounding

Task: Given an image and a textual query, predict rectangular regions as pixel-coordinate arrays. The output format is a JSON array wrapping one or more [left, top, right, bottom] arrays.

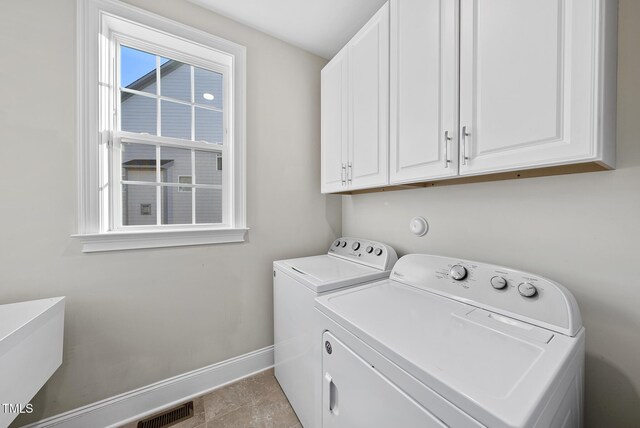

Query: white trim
[[119, 87, 225, 113], [74, 227, 248, 252], [21, 346, 273, 428], [76, 0, 247, 250], [119, 181, 222, 189], [117, 132, 224, 153]]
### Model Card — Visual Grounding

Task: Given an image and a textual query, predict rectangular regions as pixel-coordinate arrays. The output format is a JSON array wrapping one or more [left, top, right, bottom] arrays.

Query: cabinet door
[[322, 331, 445, 428], [347, 3, 389, 190], [390, 0, 459, 184], [321, 49, 348, 193], [459, 0, 600, 175]]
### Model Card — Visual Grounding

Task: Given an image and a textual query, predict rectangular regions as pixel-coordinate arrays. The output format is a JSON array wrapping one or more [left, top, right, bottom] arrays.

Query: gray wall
[[0, 0, 339, 425], [343, 1, 640, 426]]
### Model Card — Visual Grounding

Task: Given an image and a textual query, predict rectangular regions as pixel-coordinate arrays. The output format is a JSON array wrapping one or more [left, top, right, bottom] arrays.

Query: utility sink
[[0, 297, 65, 427]]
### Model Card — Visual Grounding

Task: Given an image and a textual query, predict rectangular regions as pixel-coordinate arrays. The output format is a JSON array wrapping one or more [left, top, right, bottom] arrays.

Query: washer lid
[[275, 255, 389, 293], [315, 280, 583, 428]]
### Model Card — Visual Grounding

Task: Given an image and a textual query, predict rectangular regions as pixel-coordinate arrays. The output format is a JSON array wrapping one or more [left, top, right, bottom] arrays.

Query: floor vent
[[137, 401, 194, 428]]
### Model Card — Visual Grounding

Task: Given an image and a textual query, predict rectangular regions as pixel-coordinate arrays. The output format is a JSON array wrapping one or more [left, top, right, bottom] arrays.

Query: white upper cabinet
[[321, 3, 389, 193], [349, 4, 390, 190], [459, 0, 618, 175], [321, 49, 348, 194], [321, 0, 616, 193], [390, 0, 459, 184]]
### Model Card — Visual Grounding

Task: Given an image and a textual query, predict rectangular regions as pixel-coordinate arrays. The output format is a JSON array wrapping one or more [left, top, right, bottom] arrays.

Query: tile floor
[[119, 369, 301, 428]]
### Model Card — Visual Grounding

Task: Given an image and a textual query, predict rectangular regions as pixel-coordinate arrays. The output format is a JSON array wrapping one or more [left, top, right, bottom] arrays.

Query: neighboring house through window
[[75, 0, 247, 252]]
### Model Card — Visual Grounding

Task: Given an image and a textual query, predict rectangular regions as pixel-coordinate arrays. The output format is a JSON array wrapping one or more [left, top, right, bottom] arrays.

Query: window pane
[[194, 67, 223, 109], [121, 94, 157, 135], [161, 100, 191, 140], [120, 46, 156, 94], [178, 175, 192, 192], [161, 185, 192, 225], [195, 107, 223, 144], [161, 146, 192, 184], [196, 188, 222, 224], [160, 59, 191, 102], [122, 184, 157, 226], [122, 143, 156, 182], [194, 151, 220, 185]]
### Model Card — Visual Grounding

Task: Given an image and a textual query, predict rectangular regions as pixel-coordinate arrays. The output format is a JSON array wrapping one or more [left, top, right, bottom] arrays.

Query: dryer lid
[[315, 280, 583, 428]]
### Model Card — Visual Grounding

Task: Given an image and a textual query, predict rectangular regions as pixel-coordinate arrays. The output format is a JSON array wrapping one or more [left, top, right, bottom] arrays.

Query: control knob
[[374, 248, 383, 256], [490, 276, 508, 290], [335, 240, 341, 247], [449, 265, 468, 281], [341, 241, 347, 248], [518, 282, 537, 298], [366, 246, 374, 254], [352, 242, 361, 251]]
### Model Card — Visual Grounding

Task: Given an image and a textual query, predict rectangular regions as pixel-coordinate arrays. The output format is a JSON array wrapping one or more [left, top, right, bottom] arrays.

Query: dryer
[[315, 254, 584, 428], [274, 237, 397, 428]]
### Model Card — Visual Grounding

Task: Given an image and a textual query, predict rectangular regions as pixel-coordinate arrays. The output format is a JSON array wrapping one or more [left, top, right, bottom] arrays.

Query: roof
[[121, 60, 182, 101]]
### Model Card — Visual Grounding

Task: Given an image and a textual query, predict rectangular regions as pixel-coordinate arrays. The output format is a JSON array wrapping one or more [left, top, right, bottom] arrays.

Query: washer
[[274, 237, 398, 428], [316, 254, 584, 428]]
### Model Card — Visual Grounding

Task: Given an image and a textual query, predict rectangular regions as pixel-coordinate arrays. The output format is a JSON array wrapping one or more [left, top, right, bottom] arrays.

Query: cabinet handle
[[347, 163, 352, 183], [341, 163, 346, 185], [444, 130, 453, 168], [461, 126, 471, 165]]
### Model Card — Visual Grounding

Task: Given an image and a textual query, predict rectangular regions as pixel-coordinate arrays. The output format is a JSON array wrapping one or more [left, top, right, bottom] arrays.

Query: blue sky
[[121, 45, 169, 88]]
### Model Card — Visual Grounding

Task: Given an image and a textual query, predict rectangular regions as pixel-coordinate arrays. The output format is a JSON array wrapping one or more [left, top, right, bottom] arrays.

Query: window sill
[[72, 228, 249, 253]]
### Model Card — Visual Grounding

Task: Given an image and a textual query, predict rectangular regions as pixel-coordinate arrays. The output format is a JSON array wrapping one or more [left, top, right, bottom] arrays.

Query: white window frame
[[74, 0, 247, 252]]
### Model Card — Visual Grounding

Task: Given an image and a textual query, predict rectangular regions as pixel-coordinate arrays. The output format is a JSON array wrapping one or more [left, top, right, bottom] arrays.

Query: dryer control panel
[[390, 254, 582, 337], [329, 237, 398, 271]]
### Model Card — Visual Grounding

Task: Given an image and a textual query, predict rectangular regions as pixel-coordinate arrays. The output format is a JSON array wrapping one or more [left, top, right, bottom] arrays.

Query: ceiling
[[188, 0, 388, 59]]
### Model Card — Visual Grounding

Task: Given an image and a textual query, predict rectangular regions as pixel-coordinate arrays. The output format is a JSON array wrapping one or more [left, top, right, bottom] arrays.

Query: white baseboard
[[20, 346, 274, 428]]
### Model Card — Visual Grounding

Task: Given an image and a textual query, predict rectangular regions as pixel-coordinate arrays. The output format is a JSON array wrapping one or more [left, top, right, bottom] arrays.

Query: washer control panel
[[329, 237, 398, 271], [390, 254, 582, 336]]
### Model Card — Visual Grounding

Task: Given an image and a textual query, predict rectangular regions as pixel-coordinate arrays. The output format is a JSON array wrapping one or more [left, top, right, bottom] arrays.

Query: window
[[178, 176, 193, 193], [76, 0, 246, 252]]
